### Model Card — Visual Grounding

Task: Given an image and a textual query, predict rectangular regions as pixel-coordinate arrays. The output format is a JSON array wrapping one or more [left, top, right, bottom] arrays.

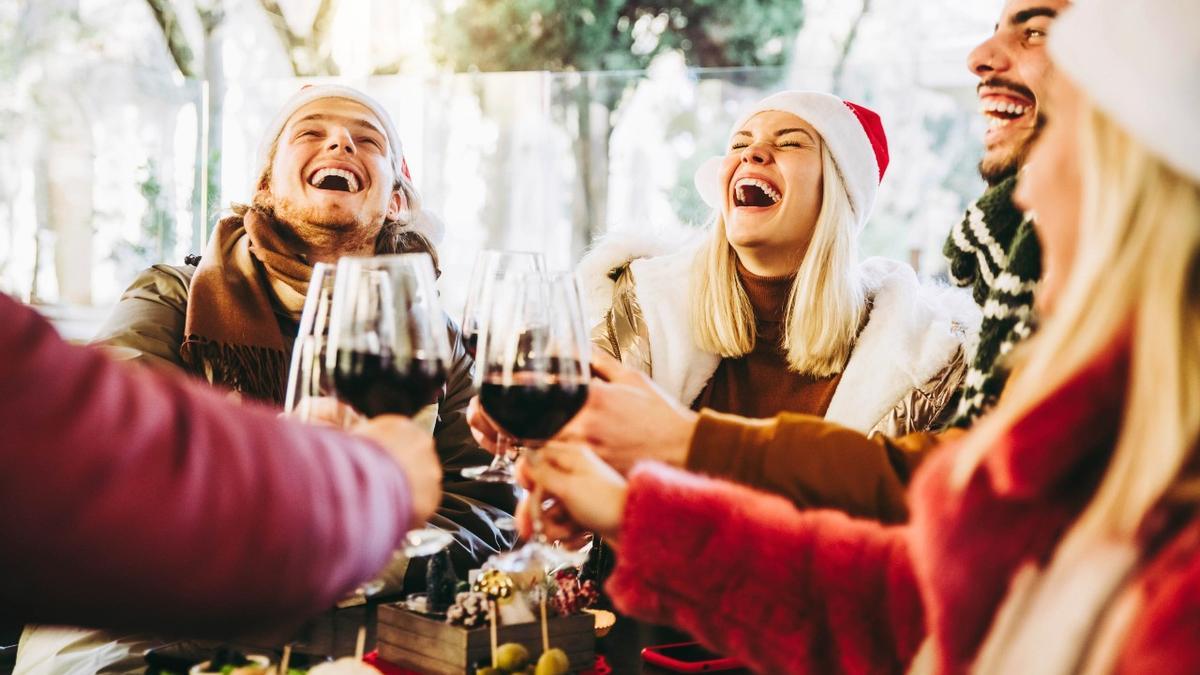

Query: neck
[[733, 244, 807, 278]]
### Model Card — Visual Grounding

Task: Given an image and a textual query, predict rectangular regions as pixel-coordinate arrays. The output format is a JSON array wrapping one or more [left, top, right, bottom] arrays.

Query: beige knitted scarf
[[180, 208, 311, 404]]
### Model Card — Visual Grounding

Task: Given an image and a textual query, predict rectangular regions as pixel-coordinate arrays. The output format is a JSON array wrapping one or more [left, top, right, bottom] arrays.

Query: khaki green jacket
[[93, 264, 517, 587]]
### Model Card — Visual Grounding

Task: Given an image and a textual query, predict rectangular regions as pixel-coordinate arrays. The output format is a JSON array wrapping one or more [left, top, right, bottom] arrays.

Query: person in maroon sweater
[[0, 291, 440, 637]]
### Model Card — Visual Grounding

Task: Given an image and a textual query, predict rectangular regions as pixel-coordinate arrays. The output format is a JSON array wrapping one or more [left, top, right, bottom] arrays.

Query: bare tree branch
[[256, 0, 340, 76], [308, 0, 340, 75], [143, 0, 197, 78], [832, 0, 873, 92]]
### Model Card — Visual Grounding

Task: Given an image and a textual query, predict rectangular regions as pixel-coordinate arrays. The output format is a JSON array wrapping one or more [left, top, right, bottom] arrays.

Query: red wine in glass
[[334, 350, 447, 418], [478, 376, 588, 441]]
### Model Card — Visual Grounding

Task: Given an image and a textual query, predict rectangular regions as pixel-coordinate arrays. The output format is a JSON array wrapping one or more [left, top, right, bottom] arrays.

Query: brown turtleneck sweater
[[692, 263, 842, 418], [684, 264, 951, 523]]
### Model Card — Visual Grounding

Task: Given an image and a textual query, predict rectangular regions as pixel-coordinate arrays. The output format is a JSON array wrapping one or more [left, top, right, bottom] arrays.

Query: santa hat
[[1049, 0, 1200, 183], [694, 91, 889, 231], [255, 84, 444, 244]]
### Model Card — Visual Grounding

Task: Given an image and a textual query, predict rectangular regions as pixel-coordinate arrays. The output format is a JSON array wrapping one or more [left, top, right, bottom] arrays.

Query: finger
[[514, 495, 534, 539], [535, 442, 587, 473], [589, 347, 630, 383], [514, 455, 535, 490], [466, 397, 496, 436], [539, 518, 586, 543]]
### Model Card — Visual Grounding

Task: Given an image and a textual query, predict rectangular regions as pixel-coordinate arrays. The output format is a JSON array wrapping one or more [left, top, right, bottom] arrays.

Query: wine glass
[[475, 272, 591, 571], [460, 250, 546, 482], [322, 253, 456, 585], [283, 263, 348, 424]]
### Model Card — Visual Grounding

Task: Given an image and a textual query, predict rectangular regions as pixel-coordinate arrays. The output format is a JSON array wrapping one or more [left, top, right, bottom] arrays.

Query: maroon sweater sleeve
[[606, 463, 927, 675], [0, 293, 413, 636]]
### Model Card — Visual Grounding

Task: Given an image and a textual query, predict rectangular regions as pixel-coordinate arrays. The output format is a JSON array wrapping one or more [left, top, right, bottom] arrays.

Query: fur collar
[[578, 231, 981, 433]]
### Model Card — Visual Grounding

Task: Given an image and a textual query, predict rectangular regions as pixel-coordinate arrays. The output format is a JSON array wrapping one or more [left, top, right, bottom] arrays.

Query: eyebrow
[[292, 113, 385, 138], [1010, 6, 1058, 25], [733, 128, 816, 141]]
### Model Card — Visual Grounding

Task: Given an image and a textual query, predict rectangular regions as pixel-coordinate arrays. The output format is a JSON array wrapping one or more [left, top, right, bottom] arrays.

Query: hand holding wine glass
[[352, 414, 443, 523], [326, 253, 456, 560], [513, 442, 628, 543], [460, 249, 545, 481], [475, 272, 591, 570]]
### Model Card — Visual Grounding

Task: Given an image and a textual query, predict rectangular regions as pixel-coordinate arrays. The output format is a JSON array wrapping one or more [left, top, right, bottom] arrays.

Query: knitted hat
[[694, 91, 889, 230], [255, 84, 444, 243], [1049, 0, 1200, 183]]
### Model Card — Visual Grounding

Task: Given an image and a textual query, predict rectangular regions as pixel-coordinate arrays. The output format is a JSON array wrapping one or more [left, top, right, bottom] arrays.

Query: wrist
[[666, 409, 700, 466]]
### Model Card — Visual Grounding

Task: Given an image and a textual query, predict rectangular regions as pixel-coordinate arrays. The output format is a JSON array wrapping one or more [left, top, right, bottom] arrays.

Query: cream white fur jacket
[[577, 228, 982, 437]]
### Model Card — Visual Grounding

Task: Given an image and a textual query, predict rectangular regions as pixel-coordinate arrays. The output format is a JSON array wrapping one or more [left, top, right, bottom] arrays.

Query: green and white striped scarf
[[943, 172, 1042, 427]]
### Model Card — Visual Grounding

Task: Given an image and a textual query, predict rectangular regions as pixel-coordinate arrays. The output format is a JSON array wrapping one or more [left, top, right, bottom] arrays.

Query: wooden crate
[[376, 604, 595, 675]]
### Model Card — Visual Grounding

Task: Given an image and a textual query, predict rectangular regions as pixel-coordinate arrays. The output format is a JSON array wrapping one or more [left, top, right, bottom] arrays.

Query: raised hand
[[515, 442, 628, 542], [554, 349, 699, 474], [352, 415, 442, 526]]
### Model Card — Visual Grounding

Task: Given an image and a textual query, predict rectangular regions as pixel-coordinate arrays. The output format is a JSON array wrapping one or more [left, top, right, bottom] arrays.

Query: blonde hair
[[690, 143, 865, 377], [953, 104, 1200, 540]]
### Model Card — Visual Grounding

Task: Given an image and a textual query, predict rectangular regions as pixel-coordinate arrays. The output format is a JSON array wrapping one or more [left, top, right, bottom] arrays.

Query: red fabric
[[608, 336, 1200, 674], [0, 292, 415, 635], [843, 101, 889, 180]]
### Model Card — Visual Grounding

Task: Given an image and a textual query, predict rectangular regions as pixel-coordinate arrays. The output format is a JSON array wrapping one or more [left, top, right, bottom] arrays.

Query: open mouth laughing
[[978, 80, 1037, 144], [733, 176, 783, 208], [307, 165, 363, 193]]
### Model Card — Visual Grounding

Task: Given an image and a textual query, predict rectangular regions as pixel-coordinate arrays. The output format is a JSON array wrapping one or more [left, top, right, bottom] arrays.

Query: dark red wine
[[478, 379, 588, 441], [333, 350, 447, 417], [463, 331, 479, 360]]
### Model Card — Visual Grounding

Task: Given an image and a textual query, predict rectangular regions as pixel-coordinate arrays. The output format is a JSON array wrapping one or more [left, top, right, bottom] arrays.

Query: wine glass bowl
[[459, 250, 546, 482], [327, 254, 452, 419], [475, 274, 590, 447]]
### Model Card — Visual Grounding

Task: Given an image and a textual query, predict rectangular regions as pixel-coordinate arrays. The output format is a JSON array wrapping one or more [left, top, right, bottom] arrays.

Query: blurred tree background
[[0, 0, 998, 337], [432, 0, 804, 253]]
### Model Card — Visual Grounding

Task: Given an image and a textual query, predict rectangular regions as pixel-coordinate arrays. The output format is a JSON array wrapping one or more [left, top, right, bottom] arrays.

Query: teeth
[[309, 167, 360, 192], [734, 177, 781, 204], [979, 100, 1029, 117]]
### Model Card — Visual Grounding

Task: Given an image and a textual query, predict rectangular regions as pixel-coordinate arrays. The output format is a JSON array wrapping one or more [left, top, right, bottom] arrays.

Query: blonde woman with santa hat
[[565, 91, 977, 519], [517, 0, 1200, 671]]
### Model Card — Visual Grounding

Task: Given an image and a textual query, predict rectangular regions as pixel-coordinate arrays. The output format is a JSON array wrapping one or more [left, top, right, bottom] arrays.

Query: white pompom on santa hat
[[694, 90, 890, 231], [1049, 0, 1200, 183], [254, 84, 445, 244]]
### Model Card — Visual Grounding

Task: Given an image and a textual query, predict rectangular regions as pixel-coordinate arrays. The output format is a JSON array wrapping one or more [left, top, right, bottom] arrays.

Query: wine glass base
[[402, 527, 456, 558], [487, 541, 588, 574], [460, 464, 517, 483]]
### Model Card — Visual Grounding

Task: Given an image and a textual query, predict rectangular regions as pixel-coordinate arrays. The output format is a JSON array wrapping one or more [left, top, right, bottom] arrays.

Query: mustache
[[977, 77, 1037, 103]]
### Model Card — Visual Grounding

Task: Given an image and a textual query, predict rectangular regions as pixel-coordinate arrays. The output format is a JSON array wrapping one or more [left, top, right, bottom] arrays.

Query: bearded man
[[16, 86, 515, 668], [97, 84, 513, 579]]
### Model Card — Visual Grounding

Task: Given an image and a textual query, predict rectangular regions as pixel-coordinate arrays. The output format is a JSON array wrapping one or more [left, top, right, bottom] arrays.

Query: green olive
[[495, 642, 531, 671], [534, 648, 570, 675]]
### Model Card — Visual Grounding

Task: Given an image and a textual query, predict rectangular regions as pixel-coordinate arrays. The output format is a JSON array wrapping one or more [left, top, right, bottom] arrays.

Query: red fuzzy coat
[[606, 341, 1200, 674]]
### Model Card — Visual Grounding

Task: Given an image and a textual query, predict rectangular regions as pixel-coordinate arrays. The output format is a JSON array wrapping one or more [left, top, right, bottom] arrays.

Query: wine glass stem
[[521, 443, 552, 545]]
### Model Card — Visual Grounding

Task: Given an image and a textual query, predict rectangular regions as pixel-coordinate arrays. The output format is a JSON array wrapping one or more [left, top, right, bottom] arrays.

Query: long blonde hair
[[690, 143, 865, 377], [954, 103, 1200, 540]]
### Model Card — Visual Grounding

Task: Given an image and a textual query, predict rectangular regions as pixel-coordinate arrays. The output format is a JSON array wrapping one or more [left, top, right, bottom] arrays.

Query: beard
[[978, 112, 1047, 185], [252, 190, 384, 258]]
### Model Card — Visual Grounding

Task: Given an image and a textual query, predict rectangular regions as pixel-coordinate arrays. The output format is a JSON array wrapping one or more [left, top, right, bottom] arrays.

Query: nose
[[968, 33, 1011, 78], [326, 127, 356, 155], [740, 142, 772, 166]]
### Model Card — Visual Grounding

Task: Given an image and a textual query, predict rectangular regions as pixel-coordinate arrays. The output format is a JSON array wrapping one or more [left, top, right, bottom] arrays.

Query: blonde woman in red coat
[[516, 1, 1200, 673]]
